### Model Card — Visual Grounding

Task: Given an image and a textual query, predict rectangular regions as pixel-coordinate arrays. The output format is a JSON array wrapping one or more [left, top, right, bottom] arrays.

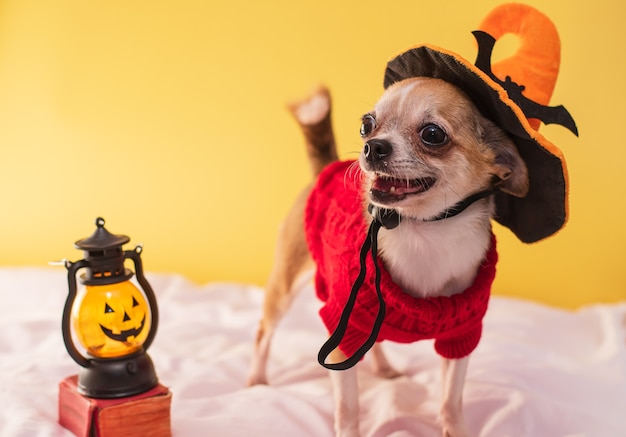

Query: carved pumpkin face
[[72, 281, 151, 358]]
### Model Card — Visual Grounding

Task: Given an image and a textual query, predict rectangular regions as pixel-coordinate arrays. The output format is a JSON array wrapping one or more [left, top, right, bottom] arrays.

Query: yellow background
[[0, 0, 623, 309]]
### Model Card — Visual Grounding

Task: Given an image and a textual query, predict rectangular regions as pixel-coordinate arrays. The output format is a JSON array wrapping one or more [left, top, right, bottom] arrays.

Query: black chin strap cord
[[317, 219, 386, 370], [317, 188, 496, 371], [370, 188, 498, 229]]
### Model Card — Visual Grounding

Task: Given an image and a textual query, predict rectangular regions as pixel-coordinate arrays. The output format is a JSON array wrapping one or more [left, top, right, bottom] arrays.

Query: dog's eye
[[360, 115, 376, 137], [420, 124, 448, 146]]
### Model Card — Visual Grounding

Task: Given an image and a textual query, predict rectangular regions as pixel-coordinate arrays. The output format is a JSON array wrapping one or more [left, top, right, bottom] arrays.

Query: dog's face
[[358, 77, 529, 220]]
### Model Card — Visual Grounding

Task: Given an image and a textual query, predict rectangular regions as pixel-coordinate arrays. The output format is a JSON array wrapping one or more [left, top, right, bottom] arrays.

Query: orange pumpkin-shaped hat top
[[383, 3, 577, 243]]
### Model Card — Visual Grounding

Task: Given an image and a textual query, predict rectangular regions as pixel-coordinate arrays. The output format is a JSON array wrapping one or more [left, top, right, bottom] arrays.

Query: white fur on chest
[[376, 210, 492, 298]]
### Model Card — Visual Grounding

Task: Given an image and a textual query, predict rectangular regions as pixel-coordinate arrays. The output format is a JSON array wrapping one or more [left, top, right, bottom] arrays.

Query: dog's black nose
[[364, 139, 393, 163]]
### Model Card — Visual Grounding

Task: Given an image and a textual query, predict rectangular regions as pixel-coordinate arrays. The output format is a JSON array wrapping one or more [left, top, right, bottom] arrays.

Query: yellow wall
[[0, 0, 624, 309]]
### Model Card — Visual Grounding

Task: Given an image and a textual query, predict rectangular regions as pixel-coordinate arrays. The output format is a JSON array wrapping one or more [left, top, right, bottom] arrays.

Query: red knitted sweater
[[305, 160, 497, 359]]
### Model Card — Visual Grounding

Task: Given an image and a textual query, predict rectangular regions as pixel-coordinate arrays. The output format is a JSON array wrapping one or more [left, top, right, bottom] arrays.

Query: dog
[[248, 77, 529, 437]]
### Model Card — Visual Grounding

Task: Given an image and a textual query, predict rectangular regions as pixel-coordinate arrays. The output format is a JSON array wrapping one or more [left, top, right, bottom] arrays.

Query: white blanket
[[0, 268, 624, 436]]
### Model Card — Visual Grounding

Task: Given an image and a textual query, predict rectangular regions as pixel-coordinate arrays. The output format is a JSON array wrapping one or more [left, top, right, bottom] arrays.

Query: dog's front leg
[[328, 349, 361, 437], [440, 356, 471, 437]]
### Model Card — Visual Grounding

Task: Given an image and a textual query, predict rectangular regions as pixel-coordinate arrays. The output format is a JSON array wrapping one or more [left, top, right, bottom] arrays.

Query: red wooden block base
[[58, 375, 172, 437]]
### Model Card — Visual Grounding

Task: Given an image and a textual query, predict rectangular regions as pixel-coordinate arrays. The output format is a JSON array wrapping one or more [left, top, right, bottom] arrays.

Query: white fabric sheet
[[0, 268, 624, 436]]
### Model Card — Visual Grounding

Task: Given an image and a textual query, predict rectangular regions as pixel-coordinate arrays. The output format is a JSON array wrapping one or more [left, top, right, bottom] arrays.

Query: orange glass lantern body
[[62, 218, 159, 399], [72, 281, 151, 358]]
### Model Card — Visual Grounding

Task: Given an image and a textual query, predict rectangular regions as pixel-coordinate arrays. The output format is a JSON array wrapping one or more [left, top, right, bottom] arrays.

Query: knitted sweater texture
[[305, 160, 497, 359]]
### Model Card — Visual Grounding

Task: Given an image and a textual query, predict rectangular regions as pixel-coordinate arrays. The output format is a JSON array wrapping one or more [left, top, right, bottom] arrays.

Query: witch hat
[[383, 3, 577, 243]]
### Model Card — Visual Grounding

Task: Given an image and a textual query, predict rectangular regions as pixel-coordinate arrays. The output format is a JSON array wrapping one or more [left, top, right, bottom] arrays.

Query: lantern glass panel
[[71, 281, 151, 358]]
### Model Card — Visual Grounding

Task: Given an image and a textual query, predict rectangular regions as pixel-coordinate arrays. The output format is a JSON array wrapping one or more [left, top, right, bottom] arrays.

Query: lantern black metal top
[[75, 217, 134, 285], [75, 217, 130, 250]]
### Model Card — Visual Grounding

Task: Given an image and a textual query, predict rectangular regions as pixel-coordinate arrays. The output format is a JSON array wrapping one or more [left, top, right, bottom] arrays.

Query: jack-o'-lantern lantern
[[72, 280, 151, 358], [60, 217, 160, 399]]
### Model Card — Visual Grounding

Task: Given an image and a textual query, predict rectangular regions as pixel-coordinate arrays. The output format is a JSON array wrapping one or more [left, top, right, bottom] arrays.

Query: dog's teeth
[[389, 186, 396, 193]]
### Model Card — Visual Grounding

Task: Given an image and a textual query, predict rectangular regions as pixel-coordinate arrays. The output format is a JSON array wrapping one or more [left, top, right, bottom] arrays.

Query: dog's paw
[[441, 420, 472, 437], [370, 344, 403, 379], [335, 427, 361, 437], [373, 363, 403, 379], [443, 427, 472, 437], [246, 371, 268, 387]]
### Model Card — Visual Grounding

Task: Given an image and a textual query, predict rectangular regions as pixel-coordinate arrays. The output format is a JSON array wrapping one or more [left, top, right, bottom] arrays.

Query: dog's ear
[[481, 119, 529, 198]]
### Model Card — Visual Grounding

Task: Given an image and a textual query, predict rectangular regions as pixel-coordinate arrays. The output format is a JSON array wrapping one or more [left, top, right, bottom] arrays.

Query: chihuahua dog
[[248, 77, 529, 437]]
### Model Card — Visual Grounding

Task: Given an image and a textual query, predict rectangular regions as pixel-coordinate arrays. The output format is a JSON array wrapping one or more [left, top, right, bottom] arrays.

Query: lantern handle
[[124, 245, 159, 352], [63, 259, 91, 368]]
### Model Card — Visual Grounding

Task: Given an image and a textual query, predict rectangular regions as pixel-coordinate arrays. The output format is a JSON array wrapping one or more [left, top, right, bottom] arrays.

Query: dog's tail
[[288, 86, 338, 178]]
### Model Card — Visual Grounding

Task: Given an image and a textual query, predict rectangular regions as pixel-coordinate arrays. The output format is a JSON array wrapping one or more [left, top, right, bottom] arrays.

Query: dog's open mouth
[[370, 174, 436, 203]]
